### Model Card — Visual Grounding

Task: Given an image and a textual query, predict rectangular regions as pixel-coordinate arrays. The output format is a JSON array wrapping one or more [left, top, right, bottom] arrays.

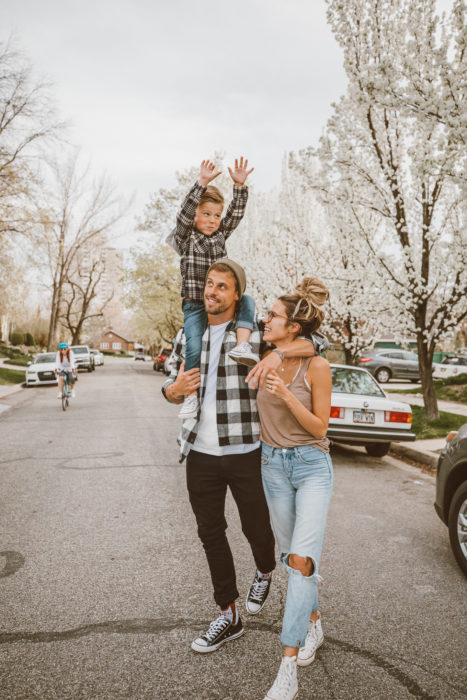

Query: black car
[[435, 423, 467, 576]]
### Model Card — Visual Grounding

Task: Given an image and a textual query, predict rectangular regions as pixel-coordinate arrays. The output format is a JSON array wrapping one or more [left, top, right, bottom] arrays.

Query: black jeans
[[186, 448, 276, 609]]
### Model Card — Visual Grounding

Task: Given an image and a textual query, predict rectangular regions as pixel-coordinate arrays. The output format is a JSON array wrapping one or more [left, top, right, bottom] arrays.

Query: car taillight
[[359, 356, 373, 363], [384, 411, 412, 423], [330, 406, 345, 419], [446, 431, 458, 443]]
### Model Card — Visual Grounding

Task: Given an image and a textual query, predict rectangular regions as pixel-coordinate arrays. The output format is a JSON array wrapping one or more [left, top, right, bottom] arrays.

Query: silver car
[[358, 349, 420, 383]]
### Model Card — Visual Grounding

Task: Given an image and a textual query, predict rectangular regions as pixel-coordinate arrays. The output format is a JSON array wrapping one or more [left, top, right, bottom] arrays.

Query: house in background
[[99, 329, 134, 354]]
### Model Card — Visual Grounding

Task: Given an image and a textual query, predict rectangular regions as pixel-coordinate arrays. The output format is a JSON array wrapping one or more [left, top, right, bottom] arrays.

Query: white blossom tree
[[292, 0, 467, 419]]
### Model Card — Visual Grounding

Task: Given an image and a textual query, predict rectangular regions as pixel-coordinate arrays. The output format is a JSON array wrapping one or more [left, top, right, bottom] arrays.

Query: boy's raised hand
[[198, 160, 222, 187], [228, 156, 254, 186]]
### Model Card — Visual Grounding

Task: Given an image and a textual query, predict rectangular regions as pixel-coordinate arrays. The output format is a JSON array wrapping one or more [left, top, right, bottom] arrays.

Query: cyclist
[[55, 342, 77, 399]]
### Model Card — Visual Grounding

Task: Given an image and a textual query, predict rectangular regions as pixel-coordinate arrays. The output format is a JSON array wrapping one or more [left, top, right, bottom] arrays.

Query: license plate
[[353, 410, 375, 424], [44, 372, 54, 376]]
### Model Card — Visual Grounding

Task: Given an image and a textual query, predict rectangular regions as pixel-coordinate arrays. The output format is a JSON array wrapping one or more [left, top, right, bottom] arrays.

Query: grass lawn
[[389, 374, 467, 404], [411, 405, 466, 439], [3, 357, 31, 367], [0, 367, 25, 385]]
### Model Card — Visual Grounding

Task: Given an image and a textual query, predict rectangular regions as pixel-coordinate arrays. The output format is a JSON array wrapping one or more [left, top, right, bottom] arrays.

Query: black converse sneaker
[[191, 613, 244, 653], [246, 572, 272, 614]]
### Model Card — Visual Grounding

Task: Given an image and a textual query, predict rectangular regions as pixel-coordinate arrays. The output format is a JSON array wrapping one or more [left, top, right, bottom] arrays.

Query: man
[[162, 258, 321, 653]]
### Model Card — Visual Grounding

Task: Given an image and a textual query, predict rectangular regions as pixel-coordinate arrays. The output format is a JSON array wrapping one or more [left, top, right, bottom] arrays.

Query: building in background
[[99, 328, 134, 354]]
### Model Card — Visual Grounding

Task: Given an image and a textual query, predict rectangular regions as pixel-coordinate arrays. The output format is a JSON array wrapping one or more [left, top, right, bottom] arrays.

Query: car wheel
[[365, 442, 390, 457], [375, 368, 391, 383], [448, 481, 467, 577]]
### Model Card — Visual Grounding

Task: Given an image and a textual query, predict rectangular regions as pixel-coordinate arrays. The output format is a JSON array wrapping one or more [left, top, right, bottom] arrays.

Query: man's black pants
[[186, 447, 276, 609]]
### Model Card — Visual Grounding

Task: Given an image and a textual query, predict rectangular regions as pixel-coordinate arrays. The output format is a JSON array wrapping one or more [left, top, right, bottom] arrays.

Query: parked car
[[163, 349, 177, 376], [25, 353, 58, 386], [327, 364, 415, 456], [153, 347, 172, 372], [70, 345, 95, 372], [432, 354, 467, 380], [358, 348, 421, 383], [90, 349, 104, 366], [135, 352, 146, 361], [435, 423, 467, 576]]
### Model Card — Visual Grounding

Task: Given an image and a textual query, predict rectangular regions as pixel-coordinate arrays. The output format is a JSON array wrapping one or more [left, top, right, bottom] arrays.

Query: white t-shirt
[[55, 349, 76, 371], [194, 321, 260, 456]]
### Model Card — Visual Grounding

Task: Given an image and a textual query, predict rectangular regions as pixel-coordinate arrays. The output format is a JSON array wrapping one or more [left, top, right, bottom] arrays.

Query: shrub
[[10, 331, 25, 346], [25, 332, 35, 346]]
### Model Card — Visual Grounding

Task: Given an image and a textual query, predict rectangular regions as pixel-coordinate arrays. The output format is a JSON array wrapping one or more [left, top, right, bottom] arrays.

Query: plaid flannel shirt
[[163, 316, 264, 461], [174, 182, 248, 301]]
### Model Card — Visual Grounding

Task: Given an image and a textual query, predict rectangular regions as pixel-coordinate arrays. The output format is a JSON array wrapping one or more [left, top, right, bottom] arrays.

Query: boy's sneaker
[[264, 656, 298, 700], [178, 394, 199, 420], [191, 613, 244, 653], [246, 571, 272, 614], [228, 342, 260, 367], [297, 617, 324, 666]]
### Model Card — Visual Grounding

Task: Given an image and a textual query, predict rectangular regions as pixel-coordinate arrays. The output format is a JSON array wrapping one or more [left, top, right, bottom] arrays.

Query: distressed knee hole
[[288, 553, 314, 577]]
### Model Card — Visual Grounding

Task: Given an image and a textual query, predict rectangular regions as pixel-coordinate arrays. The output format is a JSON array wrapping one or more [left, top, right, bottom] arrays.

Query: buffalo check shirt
[[175, 182, 248, 301], [163, 316, 264, 461]]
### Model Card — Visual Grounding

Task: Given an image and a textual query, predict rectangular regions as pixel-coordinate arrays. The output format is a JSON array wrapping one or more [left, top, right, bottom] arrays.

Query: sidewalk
[[390, 437, 445, 469], [393, 392, 467, 417]]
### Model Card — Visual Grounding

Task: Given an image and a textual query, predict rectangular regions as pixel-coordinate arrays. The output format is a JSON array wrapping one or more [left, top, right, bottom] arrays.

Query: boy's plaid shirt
[[174, 182, 248, 301], [163, 317, 264, 461]]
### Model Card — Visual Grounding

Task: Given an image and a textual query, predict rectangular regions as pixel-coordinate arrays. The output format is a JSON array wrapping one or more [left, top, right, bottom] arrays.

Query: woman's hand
[[264, 370, 289, 401], [246, 352, 281, 390]]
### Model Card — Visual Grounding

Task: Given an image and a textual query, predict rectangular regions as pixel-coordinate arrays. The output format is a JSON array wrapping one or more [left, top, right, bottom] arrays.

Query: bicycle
[[61, 372, 70, 411]]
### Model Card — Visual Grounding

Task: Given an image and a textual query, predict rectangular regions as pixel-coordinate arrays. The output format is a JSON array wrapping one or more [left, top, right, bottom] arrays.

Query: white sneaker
[[297, 617, 324, 666], [228, 342, 260, 367], [57, 393, 63, 399], [264, 656, 298, 700], [71, 390, 76, 398], [178, 394, 199, 419]]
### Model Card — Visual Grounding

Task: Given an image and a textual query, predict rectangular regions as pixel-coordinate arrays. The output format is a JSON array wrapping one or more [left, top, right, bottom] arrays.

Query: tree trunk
[[417, 331, 439, 421]]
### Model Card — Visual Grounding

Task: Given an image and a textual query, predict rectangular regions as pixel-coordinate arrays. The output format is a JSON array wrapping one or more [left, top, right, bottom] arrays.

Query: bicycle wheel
[[61, 392, 67, 411]]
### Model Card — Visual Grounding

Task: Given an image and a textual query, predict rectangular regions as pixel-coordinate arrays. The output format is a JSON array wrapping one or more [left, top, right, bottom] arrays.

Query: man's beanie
[[208, 258, 247, 299]]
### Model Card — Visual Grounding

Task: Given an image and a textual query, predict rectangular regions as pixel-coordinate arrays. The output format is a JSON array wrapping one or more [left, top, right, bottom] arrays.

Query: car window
[[331, 368, 386, 397], [404, 352, 419, 361], [71, 347, 87, 354], [34, 354, 56, 363]]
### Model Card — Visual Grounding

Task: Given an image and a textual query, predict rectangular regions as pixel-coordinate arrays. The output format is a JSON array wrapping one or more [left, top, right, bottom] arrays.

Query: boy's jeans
[[182, 294, 256, 371], [261, 443, 333, 648]]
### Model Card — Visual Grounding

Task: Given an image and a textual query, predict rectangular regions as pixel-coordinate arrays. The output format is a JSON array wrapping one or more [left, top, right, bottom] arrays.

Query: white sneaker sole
[[228, 352, 259, 368], [191, 627, 244, 653], [297, 637, 324, 667]]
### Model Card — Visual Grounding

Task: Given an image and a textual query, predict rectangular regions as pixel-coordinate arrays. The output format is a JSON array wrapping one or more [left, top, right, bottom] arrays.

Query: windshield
[[34, 354, 56, 364], [72, 347, 87, 354], [331, 367, 385, 397]]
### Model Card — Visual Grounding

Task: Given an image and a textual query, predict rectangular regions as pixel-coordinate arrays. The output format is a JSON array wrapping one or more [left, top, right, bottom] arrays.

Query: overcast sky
[[2, 0, 453, 238]]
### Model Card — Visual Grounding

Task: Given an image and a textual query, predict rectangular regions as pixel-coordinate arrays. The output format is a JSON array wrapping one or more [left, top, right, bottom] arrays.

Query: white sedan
[[328, 364, 415, 457], [25, 353, 58, 386], [432, 355, 467, 380]]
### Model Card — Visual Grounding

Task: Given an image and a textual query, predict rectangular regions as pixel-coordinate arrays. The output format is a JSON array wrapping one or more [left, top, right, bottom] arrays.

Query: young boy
[[171, 157, 258, 419]]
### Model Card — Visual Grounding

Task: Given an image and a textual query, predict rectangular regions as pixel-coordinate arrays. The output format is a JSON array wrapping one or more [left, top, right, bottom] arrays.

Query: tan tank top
[[257, 357, 330, 452]]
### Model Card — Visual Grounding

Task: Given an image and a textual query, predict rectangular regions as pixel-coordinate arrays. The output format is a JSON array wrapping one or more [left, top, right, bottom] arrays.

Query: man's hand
[[170, 361, 201, 401], [198, 160, 222, 187], [246, 352, 281, 390], [228, 156, 254, 187]]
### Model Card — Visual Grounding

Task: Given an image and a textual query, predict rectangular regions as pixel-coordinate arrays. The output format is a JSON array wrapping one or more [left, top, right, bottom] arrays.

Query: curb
[[390, 442, 438, 469], [0, 382, 26, 400]]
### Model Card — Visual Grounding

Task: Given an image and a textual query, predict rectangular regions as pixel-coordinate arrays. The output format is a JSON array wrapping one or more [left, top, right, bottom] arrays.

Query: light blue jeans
[[261, 443, 333, 648]]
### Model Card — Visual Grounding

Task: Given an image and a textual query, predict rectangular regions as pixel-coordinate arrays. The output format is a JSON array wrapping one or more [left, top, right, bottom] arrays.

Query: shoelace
[[272, 659, 296, 693], [204, 615, 230, 642], [250, 577, 269, 601]]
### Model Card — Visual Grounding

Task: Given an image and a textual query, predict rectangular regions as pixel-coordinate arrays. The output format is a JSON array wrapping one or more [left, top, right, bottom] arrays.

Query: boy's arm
[[222, 185, 248, 239], [173, 182, 206, 251]]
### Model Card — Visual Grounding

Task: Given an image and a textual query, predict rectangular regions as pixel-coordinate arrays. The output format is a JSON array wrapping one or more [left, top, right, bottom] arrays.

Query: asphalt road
[[1, 358, 466, 700]]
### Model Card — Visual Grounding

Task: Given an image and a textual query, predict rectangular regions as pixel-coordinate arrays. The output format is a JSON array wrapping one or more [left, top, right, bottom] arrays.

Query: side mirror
[[27, 361, 32, 366]]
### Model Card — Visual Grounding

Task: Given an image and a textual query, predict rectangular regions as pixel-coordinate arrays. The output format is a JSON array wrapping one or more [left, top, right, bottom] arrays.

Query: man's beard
[[204, 297, 230, 315]]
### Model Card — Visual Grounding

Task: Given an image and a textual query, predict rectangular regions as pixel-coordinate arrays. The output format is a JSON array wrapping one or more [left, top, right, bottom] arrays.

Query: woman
[[258, 278, 333, 700], [55, 342, 77, 399]]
